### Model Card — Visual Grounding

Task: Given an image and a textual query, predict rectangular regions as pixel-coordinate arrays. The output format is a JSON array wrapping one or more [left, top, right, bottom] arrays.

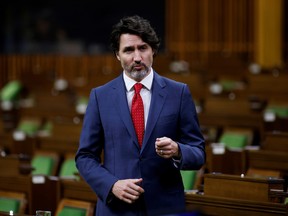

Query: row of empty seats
[[1, 54, 288, 215], [0, 174, 96, 215], [31, 151, 78, 180]]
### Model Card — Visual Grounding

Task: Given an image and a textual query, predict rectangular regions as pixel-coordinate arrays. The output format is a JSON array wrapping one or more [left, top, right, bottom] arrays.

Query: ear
[[116, 52, 120, 61]]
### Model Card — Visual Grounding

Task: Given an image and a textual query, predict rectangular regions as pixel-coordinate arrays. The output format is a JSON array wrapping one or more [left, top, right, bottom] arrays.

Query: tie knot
[[134, 83, 143, 94]]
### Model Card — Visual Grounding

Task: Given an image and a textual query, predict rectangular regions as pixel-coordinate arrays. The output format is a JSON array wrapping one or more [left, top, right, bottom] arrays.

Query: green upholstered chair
[[0, 191, 26, 214], [17, 120, 40, 136], [219, 132, 248, 149], [0, 80, 22, 101], [55, 198, 95, 216], [265, 105, 288, 118], [58, 206, 86, 216], [76, 96, 89, 114], [41, 121, 53, 134], [0, 198, 20, 213], [31, 151, 59, 176], [180, 170, 197, 190], [220, 80, 237, 91], [59, 158, 79, 180], [32, 155, 55, 176]]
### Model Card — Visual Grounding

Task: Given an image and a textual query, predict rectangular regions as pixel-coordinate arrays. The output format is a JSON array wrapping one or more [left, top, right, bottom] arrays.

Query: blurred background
[[1, 1, 288, 215], [0, 0, 165, 54]]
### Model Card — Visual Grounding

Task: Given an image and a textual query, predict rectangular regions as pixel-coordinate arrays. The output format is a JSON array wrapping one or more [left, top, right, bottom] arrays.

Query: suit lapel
[[141, 73, 167, 151], [112, 76, 140, 148], [112, 73, 167, 151]]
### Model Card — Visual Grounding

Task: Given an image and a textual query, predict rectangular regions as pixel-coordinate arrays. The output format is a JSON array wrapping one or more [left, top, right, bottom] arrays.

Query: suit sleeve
[[75, 89, 118, 203], [177, 84, 206, 170]]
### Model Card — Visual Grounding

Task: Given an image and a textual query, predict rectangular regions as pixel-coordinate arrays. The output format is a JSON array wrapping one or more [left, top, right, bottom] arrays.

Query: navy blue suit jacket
[[75, 71, 205, 216]]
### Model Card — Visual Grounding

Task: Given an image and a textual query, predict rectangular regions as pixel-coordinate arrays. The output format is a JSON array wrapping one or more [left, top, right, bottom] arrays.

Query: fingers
[[155, 137, 167, 157], [123, 179, 144, 203], [130, 178, 145, 194], [155, 137, 178, 158], [112, 179, 144, 204], [155, 137, 169, 149], [122, 191, 141, 203]]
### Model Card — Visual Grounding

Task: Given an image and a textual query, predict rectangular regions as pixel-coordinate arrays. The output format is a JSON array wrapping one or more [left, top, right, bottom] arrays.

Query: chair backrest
[[32, 156, 55, 176], [58, 206, 86, 216], [55, 198, 95, 216], [31, 151, 59, 176], [0, 80, 22, 101], [220, 132, 248, 148], [219, 127, 253, 149], [0, 191, 26, 214], [265, 105, 288, 118], [17, 118, 41, 137], [0, 198, 20, 213], [59, 155, 79, 180], [180, 170, 197, 191]]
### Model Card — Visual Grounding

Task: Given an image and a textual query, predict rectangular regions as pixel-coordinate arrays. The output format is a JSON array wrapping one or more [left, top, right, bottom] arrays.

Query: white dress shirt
[[123, 69, 153, 128]]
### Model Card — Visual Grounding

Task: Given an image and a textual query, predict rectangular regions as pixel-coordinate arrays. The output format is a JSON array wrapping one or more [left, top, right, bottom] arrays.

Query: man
[[75, 15, 205, 216]]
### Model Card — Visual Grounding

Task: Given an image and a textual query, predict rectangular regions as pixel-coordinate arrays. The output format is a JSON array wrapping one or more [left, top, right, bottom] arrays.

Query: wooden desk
[[60, 179, 97, 203], [198, 97, 264, 134], [38, 136, 79, 156], [186, 193, 288, 216], [206, 145, 247, 175], [0, 212, 33, 216], [0, 155, 32, 176], [262, 132, 288, 152], [247, 150, 288, 175], [247, 73, 288, 101], [1, 173, 287, 216], [204, 173, 286, 203]]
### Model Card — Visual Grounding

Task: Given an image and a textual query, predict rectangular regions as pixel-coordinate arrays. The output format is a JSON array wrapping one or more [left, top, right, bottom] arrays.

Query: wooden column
[[254, 0, 283, 68]]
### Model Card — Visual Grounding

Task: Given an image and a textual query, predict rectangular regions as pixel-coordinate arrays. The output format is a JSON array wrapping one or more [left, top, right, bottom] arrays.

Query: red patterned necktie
[[131, 83, 144, 147]]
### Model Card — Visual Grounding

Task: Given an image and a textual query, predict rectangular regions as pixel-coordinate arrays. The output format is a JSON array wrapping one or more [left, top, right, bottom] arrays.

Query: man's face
[[116, 33, 154, 82]]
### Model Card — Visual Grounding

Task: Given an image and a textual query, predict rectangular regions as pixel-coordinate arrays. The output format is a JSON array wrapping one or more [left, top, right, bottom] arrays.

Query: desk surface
[[0, 212, 33, 216]]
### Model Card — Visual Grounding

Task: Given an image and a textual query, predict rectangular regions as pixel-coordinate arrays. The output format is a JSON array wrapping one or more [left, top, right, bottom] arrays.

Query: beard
[[125, 62, 151, 82]]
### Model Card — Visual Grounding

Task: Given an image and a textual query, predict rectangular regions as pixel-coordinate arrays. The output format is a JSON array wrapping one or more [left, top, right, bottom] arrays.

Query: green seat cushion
[[42, 121, 53, 133], [59, 159, 79, 179], [0, 80, 22, 101], [0, 198, 20, 213], [76, 96, 89, 114], [265, 106, 288, 118], [219, 133, 248, 148], [77, 96, 89, 106], [180, 170, 197, 190], [18, 121, 40, 136], [58, 206, 86, 216], [32, 156, 54, 176], [220, 80, 237, 91]]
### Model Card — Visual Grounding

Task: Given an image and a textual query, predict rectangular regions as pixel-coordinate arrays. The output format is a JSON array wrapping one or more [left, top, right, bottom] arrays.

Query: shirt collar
[[123, 69, 154, 92]]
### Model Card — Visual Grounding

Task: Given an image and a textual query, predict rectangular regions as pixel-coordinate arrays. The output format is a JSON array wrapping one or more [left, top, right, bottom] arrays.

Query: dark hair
[[110, 15, 160, 56]]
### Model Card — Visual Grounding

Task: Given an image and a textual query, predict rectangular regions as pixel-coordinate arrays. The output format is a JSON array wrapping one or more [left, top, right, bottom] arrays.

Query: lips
[[133, 64, 144, 70], [134, 65, 143, 70]]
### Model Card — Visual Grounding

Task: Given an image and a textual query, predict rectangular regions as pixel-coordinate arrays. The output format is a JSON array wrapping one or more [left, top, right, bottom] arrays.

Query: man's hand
[[112, 178, 144, 204], [155, 137, 180, 159]]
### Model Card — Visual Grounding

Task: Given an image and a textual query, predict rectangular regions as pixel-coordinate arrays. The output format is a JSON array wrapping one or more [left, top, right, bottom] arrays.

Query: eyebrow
[[122, 43, 148, 51]]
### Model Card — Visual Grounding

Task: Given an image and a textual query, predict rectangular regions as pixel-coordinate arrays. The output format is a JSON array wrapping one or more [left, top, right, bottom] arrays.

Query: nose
[[133, 50, 142, 63]]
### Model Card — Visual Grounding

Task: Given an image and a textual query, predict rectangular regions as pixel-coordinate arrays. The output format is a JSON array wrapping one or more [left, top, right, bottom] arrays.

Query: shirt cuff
[[172, 142, 182, 168]]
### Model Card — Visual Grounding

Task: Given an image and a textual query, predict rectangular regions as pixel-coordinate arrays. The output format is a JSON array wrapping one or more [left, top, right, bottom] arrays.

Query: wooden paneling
[[166, 0, 255, 62], [255, 0, 283, 67]]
